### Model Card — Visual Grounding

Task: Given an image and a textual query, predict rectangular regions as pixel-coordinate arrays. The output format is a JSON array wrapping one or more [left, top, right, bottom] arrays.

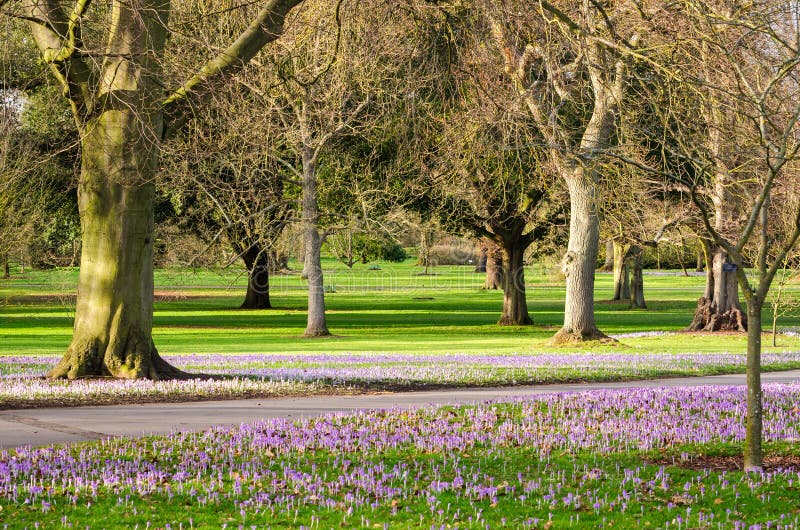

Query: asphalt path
[[1, 369, 798, 449]]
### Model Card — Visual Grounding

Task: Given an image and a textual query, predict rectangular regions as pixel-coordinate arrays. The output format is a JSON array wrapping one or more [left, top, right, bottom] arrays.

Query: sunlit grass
[[2, 260, 800, 357]]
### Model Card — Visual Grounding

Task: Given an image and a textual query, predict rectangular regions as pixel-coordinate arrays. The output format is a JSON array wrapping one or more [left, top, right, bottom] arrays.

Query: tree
[[425, 107, 557, 326], [641, 0, 800, 469], [2, 19, 80, 274], [1, 0, 305, 379], [162, 84, 295, 310], [768, 254, 800, 348], [0, 92, 37, 275], [483, 0, 640, 342], [239, 0, 408, 336], [395, 1, 561, 326], [601, 147, 686, 309]]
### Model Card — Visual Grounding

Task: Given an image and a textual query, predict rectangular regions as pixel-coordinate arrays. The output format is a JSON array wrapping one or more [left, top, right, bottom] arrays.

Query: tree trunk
[[744, 302, 763, 470], [600, 240, 614, 272], [417, 229, 434, 274], [687, 247, 747, 331], [772, 303, 779, 348], [695, 243, 705, 272], [269, 250, 288, 274], [497, 238, 532, 326], [690, 98, 747, 332], [699, 237, 713, 297], [612, 240, 630, 301], [2, 255, 8, 279], [240, 245, 271, 310], [629, 245, 646, 309], [46, 3, 188, 380], [49, 114, 186, 380], [554, 167, 605, 342], [301, 148, 330, 337], [474, 248, 488, 273], [70, 239, 81, 267], [484, 242, 503, 290]]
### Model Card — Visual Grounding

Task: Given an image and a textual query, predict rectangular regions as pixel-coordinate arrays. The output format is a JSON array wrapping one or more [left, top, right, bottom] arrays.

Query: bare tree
[[0, 0, 306, 379], [163, 82, 295, 310], [637, 0, 800, 469], [424, 106, 558, 326], [238, 0, 409, 336], [483, 0, 641, 342], [768, 254, 800, 347]]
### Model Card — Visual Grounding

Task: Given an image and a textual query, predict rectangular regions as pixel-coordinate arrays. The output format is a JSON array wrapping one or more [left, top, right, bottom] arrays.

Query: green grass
[[2, 259, 800, 357], [8, 446, 798, 529], [4, 390, 800, 529]]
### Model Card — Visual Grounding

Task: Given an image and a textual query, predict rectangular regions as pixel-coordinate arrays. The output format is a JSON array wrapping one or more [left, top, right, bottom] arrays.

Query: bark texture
[[497, 238, 532, 326], [25, 0, 303, 379], [2, 256, 8, 279], [744, 303, 763, 470], [688, 248, 747, 331], [50, 114, 187, 379], [612, 240, 630, 301], [554, 167, 606, 342], [45, 1, 187, 380], [239, 245, 271, 310], [301, 148, 330, 337]]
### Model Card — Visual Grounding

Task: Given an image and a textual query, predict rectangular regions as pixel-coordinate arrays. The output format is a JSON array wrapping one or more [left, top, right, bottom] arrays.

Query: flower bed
[[3, 351, 800, 409], [2, 384, 800, 528]]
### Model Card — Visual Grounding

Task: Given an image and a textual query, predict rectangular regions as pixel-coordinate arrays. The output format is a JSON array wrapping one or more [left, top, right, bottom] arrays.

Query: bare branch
[[162, 0, 305, 137]]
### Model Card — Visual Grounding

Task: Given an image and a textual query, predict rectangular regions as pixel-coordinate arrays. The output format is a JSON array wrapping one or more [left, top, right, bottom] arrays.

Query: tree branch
[[22, 0, 96, 123], [162, 0, 305, 137]]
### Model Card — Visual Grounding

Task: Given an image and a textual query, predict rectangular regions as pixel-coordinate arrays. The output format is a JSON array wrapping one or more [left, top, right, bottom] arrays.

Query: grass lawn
[[2, 259, 800, 357], [3, 260, 800, 408], [3, 262, 800, 528], [2, 384, 800, 529]]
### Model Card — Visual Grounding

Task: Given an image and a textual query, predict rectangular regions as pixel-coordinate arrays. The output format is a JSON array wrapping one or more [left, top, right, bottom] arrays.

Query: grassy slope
[[2, 260, 800, 357]]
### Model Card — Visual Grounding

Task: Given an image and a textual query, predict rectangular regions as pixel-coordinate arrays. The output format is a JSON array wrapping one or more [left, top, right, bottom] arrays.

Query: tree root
[[48, 342, 201, 381], [550, 327, 616, 345], [303, 328, 332, 338], [687, 297, 747, 332], [497, 315, 533, 326], [148, 352, 200, 381]]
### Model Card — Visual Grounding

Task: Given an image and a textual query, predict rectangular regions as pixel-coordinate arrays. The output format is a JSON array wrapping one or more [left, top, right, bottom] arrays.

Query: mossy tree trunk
[[23, 0, 304, 379], [45, 1, 187, 380]]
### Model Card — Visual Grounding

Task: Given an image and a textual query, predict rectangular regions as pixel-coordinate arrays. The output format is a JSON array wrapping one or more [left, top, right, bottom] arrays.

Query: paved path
[[2, 370, 799, 449]]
